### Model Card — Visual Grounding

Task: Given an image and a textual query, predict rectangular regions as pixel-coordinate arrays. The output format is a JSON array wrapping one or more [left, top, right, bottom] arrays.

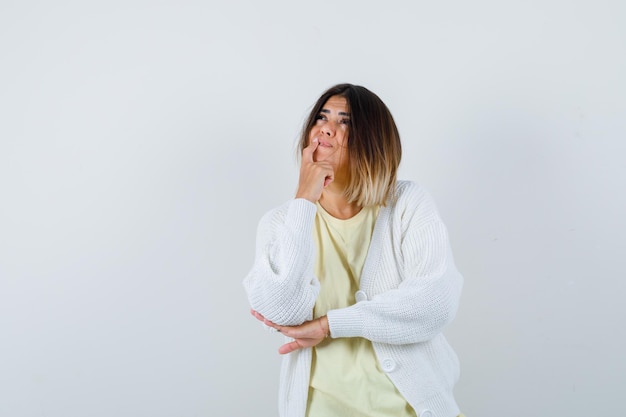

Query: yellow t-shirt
[[307, 202, 417, 417]]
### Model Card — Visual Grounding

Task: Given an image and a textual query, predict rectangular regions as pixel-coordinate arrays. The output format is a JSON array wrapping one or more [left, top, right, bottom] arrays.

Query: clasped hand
[[250, 309, 329, 355]]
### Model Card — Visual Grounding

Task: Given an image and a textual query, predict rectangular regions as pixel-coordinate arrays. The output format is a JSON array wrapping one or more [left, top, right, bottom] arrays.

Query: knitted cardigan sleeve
[[243, 198, 320, 326], [326, 183, 463, 345]]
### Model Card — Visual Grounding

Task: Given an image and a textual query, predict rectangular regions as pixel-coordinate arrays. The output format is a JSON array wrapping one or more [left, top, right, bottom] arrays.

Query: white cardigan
[[244, 181, 463, 417]]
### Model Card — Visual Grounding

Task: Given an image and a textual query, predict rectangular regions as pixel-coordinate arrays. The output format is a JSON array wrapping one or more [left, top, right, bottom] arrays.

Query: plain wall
[[1, 1, 625, 416]]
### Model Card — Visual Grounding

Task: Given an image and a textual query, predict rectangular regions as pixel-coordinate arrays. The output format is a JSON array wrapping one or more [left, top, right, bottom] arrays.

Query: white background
[[1, 1, 625, 416]]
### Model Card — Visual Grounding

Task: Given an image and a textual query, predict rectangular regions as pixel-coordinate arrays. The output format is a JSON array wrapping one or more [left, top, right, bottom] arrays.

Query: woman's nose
[[320, 122, 336, 136]]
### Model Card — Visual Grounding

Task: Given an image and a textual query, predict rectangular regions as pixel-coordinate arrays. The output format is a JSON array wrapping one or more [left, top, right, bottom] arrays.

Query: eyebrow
[[320, 109, 351, 117]]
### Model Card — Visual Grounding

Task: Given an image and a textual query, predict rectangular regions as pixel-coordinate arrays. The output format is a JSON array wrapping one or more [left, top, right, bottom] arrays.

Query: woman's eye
[[340, 119, 350, 125], [315, 114, 327, 121]]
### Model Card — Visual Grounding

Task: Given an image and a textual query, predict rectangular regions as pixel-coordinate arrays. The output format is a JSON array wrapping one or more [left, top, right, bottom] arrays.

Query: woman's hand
[[295, 138, 334, 203], [250, 309, 329, 355]]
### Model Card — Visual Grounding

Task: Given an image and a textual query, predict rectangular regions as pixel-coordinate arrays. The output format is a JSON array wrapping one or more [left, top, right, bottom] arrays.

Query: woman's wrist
[[295, 190, 318, 203], [320, 315, 330, 338]]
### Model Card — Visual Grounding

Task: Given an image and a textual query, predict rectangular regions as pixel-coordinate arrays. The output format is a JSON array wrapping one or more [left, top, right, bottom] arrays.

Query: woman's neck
[[319, 188, 362, 220]]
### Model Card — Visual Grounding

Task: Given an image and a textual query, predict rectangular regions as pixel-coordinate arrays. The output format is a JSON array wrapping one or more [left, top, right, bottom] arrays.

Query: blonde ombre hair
[[299, 84, 402, 206]]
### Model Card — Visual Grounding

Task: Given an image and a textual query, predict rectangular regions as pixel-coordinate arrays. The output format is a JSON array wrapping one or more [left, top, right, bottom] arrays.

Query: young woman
[[244, 84, 464, 417]]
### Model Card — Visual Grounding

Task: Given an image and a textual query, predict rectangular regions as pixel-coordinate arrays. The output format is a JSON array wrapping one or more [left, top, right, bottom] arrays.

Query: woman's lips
[[318, 139, 332, 147]]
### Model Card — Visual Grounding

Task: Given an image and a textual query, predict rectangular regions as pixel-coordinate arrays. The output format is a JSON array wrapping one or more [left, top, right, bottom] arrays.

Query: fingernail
[[313, 137, 318, 143]]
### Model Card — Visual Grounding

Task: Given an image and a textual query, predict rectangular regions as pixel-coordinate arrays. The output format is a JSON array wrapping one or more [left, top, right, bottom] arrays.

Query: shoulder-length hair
[[298, 83, 402, 206]]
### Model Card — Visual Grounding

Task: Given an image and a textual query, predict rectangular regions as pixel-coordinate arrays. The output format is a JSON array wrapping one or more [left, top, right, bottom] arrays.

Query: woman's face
[[309, 95, 350, 171]]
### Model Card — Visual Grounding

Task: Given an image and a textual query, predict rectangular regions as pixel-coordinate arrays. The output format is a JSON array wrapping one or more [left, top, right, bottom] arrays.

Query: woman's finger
[[250, 309, 264, 321], [302, 137, 319, 162], [264, 318, 281, 329], [251, 310, 279, 328], [278, 340, 302, 355]]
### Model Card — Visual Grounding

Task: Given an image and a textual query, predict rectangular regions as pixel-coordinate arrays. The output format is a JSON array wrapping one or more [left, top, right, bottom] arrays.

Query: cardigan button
[[420, 410, 433, 417], [355, 290, 368, 302], [381, 358, 396, 372]]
